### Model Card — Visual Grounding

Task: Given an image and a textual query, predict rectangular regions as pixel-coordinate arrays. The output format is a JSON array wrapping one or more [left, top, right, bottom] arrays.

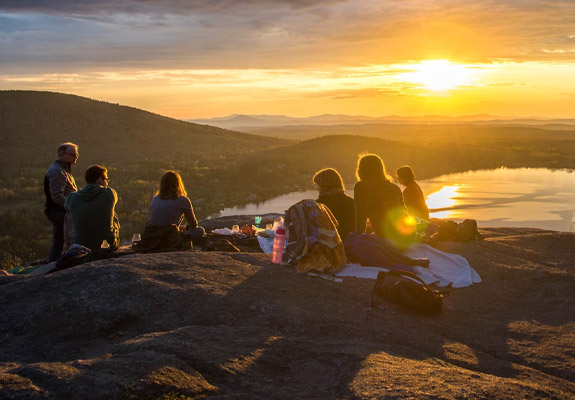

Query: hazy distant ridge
[[188, 113, 575, 130]]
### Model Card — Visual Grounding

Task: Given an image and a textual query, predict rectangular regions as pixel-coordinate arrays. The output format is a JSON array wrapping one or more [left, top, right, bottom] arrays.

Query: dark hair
[[57, 142, 78, 156], [157, 171, 187, 199], [313, 168, 345, 192], [356, 153, 393, 182], [85, 165, 107, 184], [396, 165, 415, 184]]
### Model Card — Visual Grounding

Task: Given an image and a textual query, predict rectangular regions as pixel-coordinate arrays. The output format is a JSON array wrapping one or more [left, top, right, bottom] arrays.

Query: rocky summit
[[1, 228, 574, 399]]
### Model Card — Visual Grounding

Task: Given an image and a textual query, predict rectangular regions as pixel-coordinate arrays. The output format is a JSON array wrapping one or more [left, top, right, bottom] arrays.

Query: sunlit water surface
[[216, 168, 575, 232]]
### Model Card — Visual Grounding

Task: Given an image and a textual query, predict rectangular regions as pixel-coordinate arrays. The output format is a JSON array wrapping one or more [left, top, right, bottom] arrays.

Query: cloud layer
[[1, 0, 574, 73], [1, 1, 574, 118]]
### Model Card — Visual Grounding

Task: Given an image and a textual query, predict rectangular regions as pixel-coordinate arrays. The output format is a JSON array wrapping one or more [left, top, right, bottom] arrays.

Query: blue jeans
[[45, 208, 66, 262], [184, 226, 206, 244]]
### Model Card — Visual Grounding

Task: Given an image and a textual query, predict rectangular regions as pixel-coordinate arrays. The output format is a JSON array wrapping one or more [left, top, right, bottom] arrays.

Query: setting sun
[[400, 60, 476, 92]]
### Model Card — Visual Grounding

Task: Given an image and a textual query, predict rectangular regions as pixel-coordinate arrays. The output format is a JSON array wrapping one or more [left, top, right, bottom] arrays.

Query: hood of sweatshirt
[[75, 183, 107, 202]]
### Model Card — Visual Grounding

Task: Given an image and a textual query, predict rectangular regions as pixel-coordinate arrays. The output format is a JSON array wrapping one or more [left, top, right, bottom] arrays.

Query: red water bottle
[[271, 227, 286, 264]]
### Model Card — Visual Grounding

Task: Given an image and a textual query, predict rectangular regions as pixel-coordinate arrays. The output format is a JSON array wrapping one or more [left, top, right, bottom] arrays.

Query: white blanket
[[335, 243, 481, 288], [406, 243, 481, 288]]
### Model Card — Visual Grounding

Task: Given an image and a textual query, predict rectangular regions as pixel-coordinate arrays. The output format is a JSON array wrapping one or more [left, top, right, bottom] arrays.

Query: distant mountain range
[[188, 113, 575, 130]]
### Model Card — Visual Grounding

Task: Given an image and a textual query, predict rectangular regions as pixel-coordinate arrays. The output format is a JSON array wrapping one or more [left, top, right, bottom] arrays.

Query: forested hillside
[[0, 91, 289, 267], [1, 91, 574, 267]]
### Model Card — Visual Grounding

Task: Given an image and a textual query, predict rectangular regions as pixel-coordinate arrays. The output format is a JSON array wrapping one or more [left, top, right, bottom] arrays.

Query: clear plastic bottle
[[271, 227, 286, 264]]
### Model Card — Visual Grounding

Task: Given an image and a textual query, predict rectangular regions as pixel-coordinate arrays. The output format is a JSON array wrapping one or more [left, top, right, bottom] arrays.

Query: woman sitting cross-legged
[[137, 171, 205, 252]]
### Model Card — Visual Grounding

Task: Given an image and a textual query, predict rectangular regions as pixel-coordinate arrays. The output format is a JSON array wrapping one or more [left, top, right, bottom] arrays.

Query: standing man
[[65, 165, 120, 251], [44, 142, 78, 262]]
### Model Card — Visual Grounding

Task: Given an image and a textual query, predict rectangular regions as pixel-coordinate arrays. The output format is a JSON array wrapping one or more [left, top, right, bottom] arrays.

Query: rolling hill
[[1, 91, 574, 266], [0, 91, 290, 171]]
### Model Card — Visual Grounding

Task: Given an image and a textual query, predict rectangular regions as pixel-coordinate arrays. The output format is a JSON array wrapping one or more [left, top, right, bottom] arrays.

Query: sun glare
[[401, 60, 475, 92], [426, 185, 461, 219]]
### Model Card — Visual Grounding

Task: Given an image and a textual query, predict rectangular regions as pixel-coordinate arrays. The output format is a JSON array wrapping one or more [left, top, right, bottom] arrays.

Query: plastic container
[[273, 217, 284, 231], [271, 227, 286, 264]]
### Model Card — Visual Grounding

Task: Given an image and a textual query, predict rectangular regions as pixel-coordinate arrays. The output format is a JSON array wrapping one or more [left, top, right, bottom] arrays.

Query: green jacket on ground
[[65, 184, 120, 251]]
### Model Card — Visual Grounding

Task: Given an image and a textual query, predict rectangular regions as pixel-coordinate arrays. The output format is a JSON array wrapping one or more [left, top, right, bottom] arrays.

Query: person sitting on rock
[[313, 167, 355, 241], [139, 171, 205, 251], [354, 154, 414, 249], [396, 165, 430, 220], [65, 165, 120, 251]]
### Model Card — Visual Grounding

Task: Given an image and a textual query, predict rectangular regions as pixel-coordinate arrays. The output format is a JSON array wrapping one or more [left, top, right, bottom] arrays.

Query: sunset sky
[[1, 0, 574, 119]]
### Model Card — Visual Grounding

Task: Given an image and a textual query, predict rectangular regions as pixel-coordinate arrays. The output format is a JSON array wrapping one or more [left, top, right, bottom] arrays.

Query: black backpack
[[456, 219, 483, 241], [371, 270, 447, 315]]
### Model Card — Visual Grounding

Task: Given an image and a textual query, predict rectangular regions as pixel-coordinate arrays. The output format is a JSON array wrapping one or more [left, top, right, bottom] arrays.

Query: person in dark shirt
[[65, 165, 119, 251], [354, 154, 415, 248], [396, 165, 430, 220], [313, 168, 355, 241]]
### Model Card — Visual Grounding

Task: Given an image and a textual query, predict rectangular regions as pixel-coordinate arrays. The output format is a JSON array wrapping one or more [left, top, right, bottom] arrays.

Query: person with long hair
[[354, 154, 415, 247], [146, 171, 205, 244], [396, 165, 430, 220], [313, 168, 355, 240]]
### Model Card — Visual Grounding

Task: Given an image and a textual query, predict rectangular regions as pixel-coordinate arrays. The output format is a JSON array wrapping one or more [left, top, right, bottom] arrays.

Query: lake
[[215, 168, 575, 232]]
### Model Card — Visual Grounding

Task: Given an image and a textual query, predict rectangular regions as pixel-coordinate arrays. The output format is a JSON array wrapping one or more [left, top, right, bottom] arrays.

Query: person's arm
[[402, 185, 414, 214], [181, 197, 198, 229], [105, 188, 119, 248], [49, 169, 69, 207], [395, 184, 407, 213]]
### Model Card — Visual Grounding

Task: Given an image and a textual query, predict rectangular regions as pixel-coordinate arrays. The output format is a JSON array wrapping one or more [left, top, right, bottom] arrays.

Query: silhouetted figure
[[354, 154, 414, 248], [313, 168, 355, 241], [65, 165, 120, 251], [396, 165, 430, 220], [44, 142, 78, 261]]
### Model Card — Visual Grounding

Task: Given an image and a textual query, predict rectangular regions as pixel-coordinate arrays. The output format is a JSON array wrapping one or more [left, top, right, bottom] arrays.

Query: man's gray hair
[[57, 142, 78, 155]]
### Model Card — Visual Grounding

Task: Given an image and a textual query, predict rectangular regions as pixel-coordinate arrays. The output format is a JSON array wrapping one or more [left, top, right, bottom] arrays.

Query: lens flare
[[397, 214, 417, 235]]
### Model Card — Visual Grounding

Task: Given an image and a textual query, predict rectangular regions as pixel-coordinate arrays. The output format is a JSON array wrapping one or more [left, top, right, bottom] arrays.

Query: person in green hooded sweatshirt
[[65, 165, 120, 251]]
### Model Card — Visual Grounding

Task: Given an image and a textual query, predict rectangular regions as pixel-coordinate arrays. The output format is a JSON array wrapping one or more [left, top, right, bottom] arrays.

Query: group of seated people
[[314, 153, 429, 247], [62, 153, 426, 257], [62, 167, 204, 257], [35, 143, 428, 265]]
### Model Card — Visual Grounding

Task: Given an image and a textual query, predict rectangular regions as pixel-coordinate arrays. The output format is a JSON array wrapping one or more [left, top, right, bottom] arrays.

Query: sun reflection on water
[[426, 185, 462, 219]]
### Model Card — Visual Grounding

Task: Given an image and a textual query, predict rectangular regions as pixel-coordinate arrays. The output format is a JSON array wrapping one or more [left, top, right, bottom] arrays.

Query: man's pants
[[45, 208, 66, 262]]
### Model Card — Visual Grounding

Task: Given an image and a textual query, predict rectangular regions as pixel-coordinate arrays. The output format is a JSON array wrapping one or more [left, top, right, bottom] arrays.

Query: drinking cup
[[132, 233, 141, 248]]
